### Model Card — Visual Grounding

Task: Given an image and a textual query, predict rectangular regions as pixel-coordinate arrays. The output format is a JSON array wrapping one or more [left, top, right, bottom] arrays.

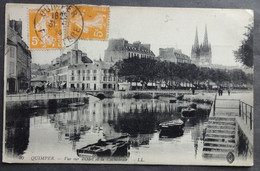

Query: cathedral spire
[[203, 25, 208, 47], [194, 27, 199, 49]]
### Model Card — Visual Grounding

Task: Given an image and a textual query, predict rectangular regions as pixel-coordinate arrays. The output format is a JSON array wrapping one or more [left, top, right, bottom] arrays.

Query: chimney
[[9, 20, 22, 36], [74, 41, 78, 50]]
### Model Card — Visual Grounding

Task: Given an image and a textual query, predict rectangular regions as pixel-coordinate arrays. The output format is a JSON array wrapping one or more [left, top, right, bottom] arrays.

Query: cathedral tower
[[191, 25, 212, 65], [191, 27, 200, 65]]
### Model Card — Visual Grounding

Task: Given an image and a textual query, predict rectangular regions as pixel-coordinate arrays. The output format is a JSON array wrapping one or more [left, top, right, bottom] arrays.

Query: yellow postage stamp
[[29, 8, 63, 49], [66, 5, 109, 40], [28, 5, 109, 50]]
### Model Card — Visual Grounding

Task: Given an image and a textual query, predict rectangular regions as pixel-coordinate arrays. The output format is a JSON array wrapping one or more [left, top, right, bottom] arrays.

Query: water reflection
[[5, 107, 30, 158], [5, 98, 211, 161]]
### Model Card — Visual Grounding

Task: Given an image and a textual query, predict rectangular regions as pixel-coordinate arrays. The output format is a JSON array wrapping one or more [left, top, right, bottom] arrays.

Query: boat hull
[[181, 109, 196, 117], [169, 99, 177, 103], [159, 119, 184, 137], [159, 129, 184, 138], [77, 134, 130, 157]]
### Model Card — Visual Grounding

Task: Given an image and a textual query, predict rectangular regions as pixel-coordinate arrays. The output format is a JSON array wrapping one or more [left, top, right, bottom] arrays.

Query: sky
[[6, 4, 253, 66]]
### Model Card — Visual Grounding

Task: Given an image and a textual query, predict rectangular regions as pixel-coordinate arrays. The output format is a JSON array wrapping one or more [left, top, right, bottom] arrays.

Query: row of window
[[58, 75, 67, 81], [71, 76, 96, 81], [72, 69, 98, 75], [71, 76, 116, 81], [71, 83, 91, 89], [70, 83, 115, 90], [103, 76, 115, 81], [177, 59, 191, 63], [56, 68, 67, 74], [128, 52, 152, 58]]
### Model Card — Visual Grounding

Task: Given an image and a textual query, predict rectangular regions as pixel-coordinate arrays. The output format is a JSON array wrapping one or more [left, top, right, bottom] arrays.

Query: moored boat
[[181, 107, 196, 117], [159, 119, 184, 132], [77, 134, 130, 157], [159, 129, 184, 138], [169, 98, 177, 103], [189, 103, 197, 109]]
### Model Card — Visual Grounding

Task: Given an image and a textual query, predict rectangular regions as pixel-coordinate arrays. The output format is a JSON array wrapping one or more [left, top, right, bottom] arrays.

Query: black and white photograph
[[3, 3, 254, 166]]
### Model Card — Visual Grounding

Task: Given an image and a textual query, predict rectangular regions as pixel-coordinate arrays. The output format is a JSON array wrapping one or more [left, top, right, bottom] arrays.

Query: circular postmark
[[33, 4, 84, 49], [226, 151, 235, 164]]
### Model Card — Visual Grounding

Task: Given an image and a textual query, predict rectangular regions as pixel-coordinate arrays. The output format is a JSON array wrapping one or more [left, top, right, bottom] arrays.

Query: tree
[[115, 56, 140, 88], [198, 67, 210, 88], [115, 57, 253, 90], [229, 69, 248, 86], [154, 60, 166, 89], [234, 24, 253, 68]]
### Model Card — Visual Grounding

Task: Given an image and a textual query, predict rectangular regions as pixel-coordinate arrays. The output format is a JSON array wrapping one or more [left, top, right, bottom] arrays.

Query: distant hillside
[[31, 63, 51, 78]]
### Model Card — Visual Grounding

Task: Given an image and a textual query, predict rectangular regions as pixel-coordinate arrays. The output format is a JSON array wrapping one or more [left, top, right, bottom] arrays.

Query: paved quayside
[[202, 92, 253, 162]]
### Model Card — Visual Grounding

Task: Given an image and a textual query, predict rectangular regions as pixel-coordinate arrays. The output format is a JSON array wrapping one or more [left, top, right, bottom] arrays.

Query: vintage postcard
[[3, 3, 254, 166]]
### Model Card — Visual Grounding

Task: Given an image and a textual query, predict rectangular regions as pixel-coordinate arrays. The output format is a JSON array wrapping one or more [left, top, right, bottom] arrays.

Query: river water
[[4, 96, 215, 164]]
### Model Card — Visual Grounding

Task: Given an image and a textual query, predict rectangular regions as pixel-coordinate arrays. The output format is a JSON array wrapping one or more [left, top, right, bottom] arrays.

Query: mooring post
[[241, 102, 244, 120], [246, 105, 248, 124], [213, 94, 216, 116], [250, 107, 252, 130], [239, 100, 241, 117]]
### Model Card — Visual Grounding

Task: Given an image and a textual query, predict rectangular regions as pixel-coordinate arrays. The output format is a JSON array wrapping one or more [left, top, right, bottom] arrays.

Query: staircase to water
[[202, 116, 236, 159]]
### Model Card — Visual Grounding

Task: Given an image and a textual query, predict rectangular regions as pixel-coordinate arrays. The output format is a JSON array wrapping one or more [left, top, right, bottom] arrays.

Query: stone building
[[191, 26, 212, 65], [47, 47, 93, 88], [158, 48, 191, 64], [6, 19, 31, 93], [47, 47, 117, 91], [68, 61, 117, 90], [104, 38, 155, 63]]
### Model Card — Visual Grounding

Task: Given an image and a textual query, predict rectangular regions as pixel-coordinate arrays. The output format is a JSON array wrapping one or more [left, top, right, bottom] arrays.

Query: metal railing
[[6, 91, 83, 101], [212, 95, 253, 130], [239, 101, 253, 130], [212, 93, 217, 116]]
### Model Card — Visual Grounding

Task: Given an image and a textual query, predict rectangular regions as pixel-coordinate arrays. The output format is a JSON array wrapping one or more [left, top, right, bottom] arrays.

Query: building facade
[[6, 20, 31, 93], [191, 26, 212, 65], [47, 48, 117, 91], [104, 38, 155, 63], [68, 61, 117, 90], [47, 48, 93, 88], [158, 48, 191, 64]]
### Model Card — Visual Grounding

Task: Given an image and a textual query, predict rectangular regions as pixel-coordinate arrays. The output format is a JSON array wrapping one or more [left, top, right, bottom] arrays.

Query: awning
[[60, 82, 66, 86]]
